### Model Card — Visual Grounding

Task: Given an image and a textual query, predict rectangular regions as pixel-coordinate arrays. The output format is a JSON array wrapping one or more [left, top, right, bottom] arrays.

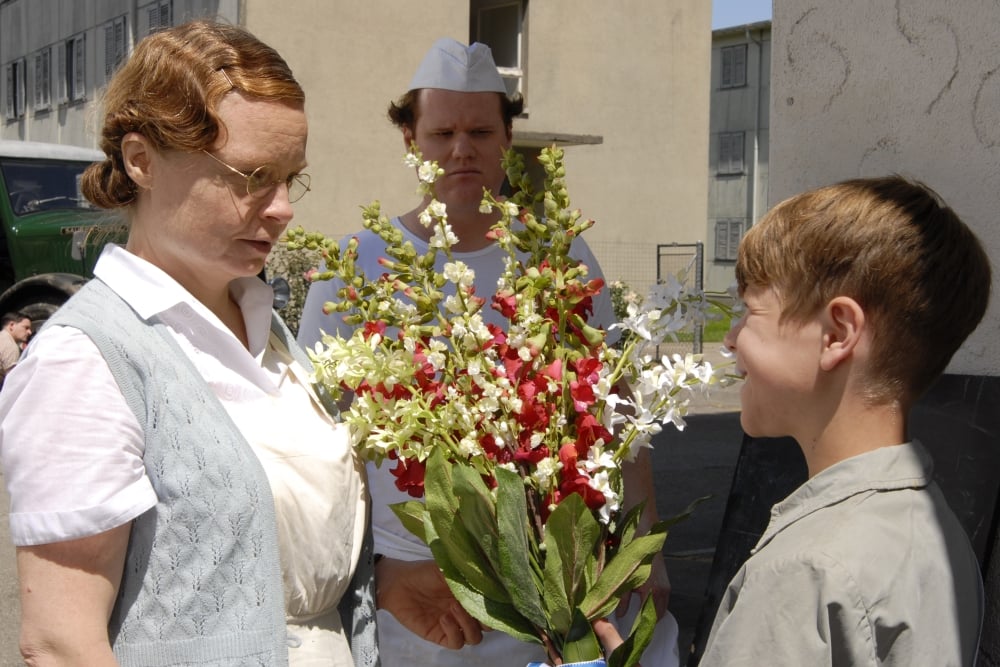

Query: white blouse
[[0, 244, 366, 665]]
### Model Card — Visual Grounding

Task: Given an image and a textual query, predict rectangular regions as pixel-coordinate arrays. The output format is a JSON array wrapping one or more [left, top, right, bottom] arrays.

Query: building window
[[33, 49, 52, 111], [104, 15, 128, 83], [718, 132, 745, 175], [4, 58, 26, 120], [470, 0, 525, 99], [715, 219, 744, 262], [144, 0, 172, 35], [720, 44, 747, 88], [63, 33, 87, 103]]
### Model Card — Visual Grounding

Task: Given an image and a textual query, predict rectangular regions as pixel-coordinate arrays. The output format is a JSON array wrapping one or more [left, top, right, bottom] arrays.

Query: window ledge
[[513, 130, 604, 148]]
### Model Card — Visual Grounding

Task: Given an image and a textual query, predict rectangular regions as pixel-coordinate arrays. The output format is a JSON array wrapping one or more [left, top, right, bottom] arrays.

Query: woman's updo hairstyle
[[81, 19, 305, 209]]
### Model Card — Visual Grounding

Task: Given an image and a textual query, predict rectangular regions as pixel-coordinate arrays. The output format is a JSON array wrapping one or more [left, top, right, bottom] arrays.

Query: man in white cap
[[298, 37, 678, 666]]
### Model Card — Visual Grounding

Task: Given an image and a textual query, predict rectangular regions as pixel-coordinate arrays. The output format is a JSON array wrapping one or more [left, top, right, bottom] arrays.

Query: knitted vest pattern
[[48, 279, 288, 666]]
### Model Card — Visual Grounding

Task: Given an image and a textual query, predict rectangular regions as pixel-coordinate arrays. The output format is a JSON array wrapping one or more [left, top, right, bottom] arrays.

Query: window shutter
[[728, 221, 743, 259], [4, 64, 13, 119], [15, 59, 25, 117], [714, 221, 728, 260], [32, 50, 51, 110], [73, 36, 86, 101], [733, 46, 746, 86], [56, 41, 68, 103], [718, 132, 745, 174], [34, 53, 43, 108], [116, 18, 125, 66], [721, 45, 747, 88], [104, 23, 114, 79], [715, 220, 744, 262]]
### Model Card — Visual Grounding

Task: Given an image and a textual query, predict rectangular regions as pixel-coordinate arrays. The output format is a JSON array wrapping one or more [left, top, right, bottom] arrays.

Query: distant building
[[705, 20, 770, 292], [1, 0, 712, 293]]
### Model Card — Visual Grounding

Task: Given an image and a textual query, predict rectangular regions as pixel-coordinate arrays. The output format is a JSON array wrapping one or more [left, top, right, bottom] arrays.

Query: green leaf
[[422, 451, 512, 603], [607, 501, 646, 561], [423, 511, 539, 644], [388, 500, 429, 544], [450, 463, 501, 570], [542, 493, 602, 634], [608, 594, 658, 667], [660, 494, 712, 530], [560, 607, 603, 664], [494, 465, 547, 629], [423, 449, 460, 515], [580, 530, 667, 619], [540, 537, 573, 635]]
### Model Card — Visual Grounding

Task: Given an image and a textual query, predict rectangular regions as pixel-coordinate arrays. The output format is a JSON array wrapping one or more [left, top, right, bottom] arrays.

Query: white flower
[[418, 199, 448, 228], [444, 294, 465, 314], [429, 222, 459, 249], [417, 160, 443, 184], [458, 435, 483, 458], [443, 261, 475, 288], [588, 470, 620, 524], [532, 456, 563, 489]]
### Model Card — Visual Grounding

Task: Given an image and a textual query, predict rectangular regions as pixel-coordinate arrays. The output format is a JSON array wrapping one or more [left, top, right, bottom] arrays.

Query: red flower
[[556, 444, 606, 511], [513, 440, 550, 466], [541, 359, 563, 382], [391, 457, 427, 498], [363, 320, 387, 340], [575, 412, 613, 450], [492, 291, 518, 318], [569, 379, 596, 413]]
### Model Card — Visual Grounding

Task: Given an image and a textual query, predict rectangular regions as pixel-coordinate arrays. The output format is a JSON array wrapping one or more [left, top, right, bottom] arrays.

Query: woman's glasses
[[201, 150, 311, 203]]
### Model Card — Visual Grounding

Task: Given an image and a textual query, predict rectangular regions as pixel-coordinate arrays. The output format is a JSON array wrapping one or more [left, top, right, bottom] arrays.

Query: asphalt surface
[[0, 353, 743, 665], [0, 479, 19, 665]]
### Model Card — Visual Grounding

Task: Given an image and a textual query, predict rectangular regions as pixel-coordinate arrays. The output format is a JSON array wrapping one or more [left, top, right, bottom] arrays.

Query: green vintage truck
[[0, 140, 125, 326]]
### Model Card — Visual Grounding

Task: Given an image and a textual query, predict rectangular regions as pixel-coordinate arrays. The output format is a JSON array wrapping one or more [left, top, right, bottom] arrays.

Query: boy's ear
[[121, 132, 156, 190], [820, 296, 865, 372]]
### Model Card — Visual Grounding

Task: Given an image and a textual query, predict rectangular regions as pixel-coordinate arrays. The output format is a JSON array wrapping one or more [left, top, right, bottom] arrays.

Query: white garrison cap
[[408, 38, 507, 93]]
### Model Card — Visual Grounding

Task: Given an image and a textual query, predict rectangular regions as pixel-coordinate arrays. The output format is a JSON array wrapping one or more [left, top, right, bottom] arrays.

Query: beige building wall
[[2, 0, 710, 294], [249, 1, 712, 292], [771, 0, 999, 377]]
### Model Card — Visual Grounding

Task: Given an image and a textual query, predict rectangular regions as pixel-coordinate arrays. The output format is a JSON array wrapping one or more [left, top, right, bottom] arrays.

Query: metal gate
[[656, 242, 704, 354]]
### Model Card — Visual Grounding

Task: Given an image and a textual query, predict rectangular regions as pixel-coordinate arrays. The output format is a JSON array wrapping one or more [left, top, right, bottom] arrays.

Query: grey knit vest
[[48, 278, 379, 667]]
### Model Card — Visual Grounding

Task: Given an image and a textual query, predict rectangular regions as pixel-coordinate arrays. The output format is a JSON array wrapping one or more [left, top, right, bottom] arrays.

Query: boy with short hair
[[704, 175, 989, 665], [598, 175, 989, 665]]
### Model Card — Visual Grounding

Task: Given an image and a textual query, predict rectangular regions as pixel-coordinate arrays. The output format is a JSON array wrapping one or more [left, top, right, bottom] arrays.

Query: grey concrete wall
[[770, 3, 1000, 662], [771, 0, 1000, 377]]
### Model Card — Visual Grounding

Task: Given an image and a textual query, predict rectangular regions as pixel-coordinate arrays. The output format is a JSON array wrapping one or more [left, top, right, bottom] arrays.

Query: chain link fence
[[588, 240, 705, 356]]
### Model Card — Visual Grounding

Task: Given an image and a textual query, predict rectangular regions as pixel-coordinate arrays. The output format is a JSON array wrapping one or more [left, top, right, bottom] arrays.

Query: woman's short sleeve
[[0, 325, 157, 546]]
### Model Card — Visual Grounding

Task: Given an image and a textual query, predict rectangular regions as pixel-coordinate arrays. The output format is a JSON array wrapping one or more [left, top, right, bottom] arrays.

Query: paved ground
[[0, 478, 20, 665], [0, 348, 743, 666]]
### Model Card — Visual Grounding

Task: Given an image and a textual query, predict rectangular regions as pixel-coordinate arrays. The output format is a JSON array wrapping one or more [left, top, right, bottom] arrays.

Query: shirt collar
[[93, 244, 276, 358], [754, 441, 933, 553]]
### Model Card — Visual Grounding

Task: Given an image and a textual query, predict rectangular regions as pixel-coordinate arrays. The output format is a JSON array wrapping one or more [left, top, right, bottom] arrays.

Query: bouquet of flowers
[[285, 146, 734, 667]]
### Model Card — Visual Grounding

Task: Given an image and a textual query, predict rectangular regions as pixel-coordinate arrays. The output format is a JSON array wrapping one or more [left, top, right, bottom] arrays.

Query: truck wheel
[[11, 295, 67, 331]]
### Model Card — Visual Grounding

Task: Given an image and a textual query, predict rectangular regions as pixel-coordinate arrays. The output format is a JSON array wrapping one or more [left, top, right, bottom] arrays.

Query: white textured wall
[[771, 0, 1000, 376]]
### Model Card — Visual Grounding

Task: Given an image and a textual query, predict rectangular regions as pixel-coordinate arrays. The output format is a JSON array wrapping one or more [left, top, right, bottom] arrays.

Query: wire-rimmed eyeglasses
[[201, 150, 311, 203]]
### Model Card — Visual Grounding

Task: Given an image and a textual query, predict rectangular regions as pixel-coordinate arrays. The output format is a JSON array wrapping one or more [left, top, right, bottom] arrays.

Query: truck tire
[[10, 293, 68, 330]]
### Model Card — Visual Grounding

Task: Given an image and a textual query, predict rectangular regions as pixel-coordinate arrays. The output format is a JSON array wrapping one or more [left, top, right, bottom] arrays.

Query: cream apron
[[226, 332, 369, 667]]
